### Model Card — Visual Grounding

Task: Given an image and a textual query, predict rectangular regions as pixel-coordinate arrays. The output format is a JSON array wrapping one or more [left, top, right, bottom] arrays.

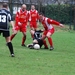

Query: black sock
[[7, 42, 14, 54]]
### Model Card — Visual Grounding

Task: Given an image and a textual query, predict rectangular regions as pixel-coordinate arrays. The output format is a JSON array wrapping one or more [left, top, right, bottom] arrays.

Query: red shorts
[[15, 24, 27, 32], [30, 22, 37, 29], [43, 28, 55, 36]]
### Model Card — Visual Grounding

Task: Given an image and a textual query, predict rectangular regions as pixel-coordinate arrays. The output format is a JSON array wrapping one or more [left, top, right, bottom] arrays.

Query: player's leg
[[10, 26, 19, 41], [20, 25, 26, 46], [27, 44, 34, 49], [10, 30, 18, 41], [41, 31, 48, 49], [21, 32, 26, 47], [27, 39, 38, 49], [3, 31, 14, 57], [43, 40, 48, 49], [30, 22, 37, 38], [30, 29, 35, 38], [47, 33, 53, 50], [33, 39, 38, 44], [46, 29, 54, 50], [30, 22, 34, 38]]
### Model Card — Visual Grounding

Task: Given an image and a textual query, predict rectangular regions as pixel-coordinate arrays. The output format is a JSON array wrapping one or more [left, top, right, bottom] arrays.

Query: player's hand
[[18, 22, 22, 26], [31, 27, 35, 31], [29, 19, 31, 21], [41, 29, 44, 32], [12, 28, 15, 33], [60, 24, 64, 27]]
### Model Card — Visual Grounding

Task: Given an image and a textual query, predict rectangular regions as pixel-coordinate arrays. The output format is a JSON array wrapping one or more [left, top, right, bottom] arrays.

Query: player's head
[[2, 3, 8, 9], [31, 5, 35, 10], [39, 12, 44, 21], [21, 4, 26, 11]]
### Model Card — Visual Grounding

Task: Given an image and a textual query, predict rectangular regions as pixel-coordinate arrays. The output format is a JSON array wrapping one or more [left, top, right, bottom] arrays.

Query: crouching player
[[27, 29, 48, 49]]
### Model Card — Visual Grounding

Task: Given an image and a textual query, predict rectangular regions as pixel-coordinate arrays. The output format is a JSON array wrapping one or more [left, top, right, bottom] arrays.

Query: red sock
[[22, 36, 26, 45], [10, 34, 16, 41], [43, 40, 48, 48], [47, 37, 53, 47]]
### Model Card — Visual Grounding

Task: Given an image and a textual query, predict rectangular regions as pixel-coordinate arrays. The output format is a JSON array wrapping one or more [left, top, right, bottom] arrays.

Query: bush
[[41, 5, 74, 24]]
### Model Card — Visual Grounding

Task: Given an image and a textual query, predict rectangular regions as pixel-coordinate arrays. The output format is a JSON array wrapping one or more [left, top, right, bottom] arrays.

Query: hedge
[[41, 5, 74, 24]]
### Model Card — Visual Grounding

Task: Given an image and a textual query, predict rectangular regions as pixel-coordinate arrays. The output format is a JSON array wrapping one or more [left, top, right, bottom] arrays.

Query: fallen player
[[27, 29, 48, 49]]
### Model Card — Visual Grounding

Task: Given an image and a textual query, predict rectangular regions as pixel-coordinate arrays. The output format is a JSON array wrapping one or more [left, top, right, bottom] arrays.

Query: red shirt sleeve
[[47, 18, 61, 26], [26, 11, 29, 22], [15, 12, 19, 23]]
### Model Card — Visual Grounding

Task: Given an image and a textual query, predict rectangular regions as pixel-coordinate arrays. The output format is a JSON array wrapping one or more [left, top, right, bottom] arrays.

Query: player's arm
[[10, 21, 15, 29], [47, 18, 64, 27], [15, 12, 19, 23], [15, 12, 22, 26], [8, 13, 15, 31], [36, 11, 40, 26], [26, 11, 29, 22], [28, 11, 31, 22]]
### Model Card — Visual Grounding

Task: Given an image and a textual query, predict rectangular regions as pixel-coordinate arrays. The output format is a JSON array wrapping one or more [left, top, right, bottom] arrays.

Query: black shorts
[[0, 30, 10, 37]]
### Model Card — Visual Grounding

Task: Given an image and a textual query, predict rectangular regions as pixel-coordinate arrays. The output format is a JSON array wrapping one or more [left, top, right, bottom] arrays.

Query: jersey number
[[0, 15, 6, 23]]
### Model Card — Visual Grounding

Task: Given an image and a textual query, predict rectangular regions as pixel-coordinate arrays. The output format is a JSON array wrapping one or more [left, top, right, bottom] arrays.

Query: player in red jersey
[[29, 5, 39, 38], [39, 12, 64, 50], [10, 4, 29, 46]]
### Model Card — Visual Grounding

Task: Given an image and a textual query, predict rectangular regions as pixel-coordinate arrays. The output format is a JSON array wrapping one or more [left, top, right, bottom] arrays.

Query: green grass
[[0, 27, 75, 75]]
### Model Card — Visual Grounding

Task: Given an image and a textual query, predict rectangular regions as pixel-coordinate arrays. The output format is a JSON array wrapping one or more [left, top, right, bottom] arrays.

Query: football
[[34, 44, 40, 50]]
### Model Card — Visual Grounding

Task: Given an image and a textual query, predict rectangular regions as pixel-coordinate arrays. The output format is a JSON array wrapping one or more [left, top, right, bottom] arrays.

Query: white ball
[[34, 44, 40, 50]]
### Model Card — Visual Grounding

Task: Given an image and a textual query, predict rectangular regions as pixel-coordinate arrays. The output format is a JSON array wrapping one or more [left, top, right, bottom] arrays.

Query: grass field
[[0, 26, 75, 75]]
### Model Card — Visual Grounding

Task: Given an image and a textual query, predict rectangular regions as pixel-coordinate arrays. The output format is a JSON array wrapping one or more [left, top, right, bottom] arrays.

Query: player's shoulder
[[28, 10, 30, 13], [28, 10, 30, 14], [0, 9, 11, 15], [26, 10, 29, 14], [35, 10, 38, 12], [34, 10, 38, 13], [45, 17, 51, 21], [44, 17, 48, 21]]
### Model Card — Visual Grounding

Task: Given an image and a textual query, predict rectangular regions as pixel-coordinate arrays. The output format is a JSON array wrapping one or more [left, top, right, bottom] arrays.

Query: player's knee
[[46, 32, 51, 38], [46, 34, 51, 38], [13, 31, 18, 34], [5, 37, 11, 42], [22, 32, 26, 36], [33, 39, 38, 43], [30, 30, 35, 35], [41, 35, 46, 40]]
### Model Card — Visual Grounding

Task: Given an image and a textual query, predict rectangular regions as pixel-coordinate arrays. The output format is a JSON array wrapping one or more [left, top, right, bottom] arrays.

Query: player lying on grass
[[27, 29, 48, 49]]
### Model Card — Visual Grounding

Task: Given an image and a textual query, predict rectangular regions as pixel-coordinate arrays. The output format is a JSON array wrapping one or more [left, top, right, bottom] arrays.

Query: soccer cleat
[[27, 44, 34, 49], [50, 46, 54, 51], [11, 54, 15, 57], [21, 44, 26, 47]]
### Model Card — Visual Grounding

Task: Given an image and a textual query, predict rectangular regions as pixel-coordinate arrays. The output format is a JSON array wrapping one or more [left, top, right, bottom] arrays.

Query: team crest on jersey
[[20, 15, 26, 18], [31, 14, 36, 17]]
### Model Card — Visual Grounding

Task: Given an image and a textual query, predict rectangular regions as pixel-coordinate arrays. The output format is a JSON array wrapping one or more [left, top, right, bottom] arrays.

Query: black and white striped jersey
[[34, 30, 43, 40], [0, 9, 13, 31]]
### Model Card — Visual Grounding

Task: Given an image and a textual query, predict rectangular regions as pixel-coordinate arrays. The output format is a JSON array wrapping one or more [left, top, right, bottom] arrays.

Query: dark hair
[[39, 12, 44, 16], [2, 3, 8, 8]]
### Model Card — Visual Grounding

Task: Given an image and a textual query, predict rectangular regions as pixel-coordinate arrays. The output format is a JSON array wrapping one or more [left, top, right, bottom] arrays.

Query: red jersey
[[15, 9, 29, 24], [29, 10, 39, 22], [41, 17, 61, 30]]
